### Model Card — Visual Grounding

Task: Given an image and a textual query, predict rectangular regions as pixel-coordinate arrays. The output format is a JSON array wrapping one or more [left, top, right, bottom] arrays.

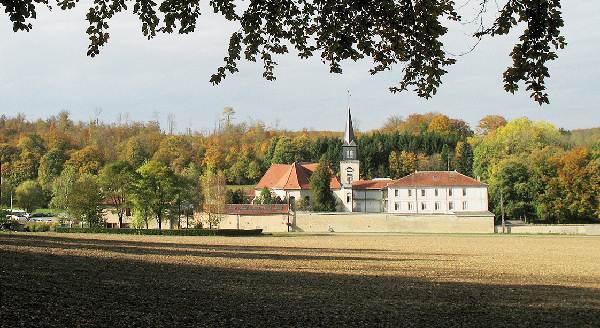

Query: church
[[255, 108, 489, 214]]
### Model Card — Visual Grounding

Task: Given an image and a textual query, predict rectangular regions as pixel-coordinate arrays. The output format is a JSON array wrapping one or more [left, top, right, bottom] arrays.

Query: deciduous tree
[[65, 145, 104, 175], [271, 137, 296, 164], [99, 161, 137, 228], [15, 180, 45, 213], [201, 170, 227, 229], [51, 168, 104, 227], [476, 115, 507, 135], [133, 160, 176, 230], [38, 147, 68, 190]]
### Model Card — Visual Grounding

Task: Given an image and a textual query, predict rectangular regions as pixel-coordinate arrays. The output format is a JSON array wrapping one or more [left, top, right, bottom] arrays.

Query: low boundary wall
[[500, 224, 600, 235], [217, 212, 495, 233]]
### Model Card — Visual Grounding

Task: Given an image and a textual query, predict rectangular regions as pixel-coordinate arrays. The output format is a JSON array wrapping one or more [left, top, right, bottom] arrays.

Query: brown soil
[[1, 233, 600, 327]]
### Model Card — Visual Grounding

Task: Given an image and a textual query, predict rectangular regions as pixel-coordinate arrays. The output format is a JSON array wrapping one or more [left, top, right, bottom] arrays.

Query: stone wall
[[215, 214, 291, 232], [501, 224, 600, 235], [216, 212, 494, 233]]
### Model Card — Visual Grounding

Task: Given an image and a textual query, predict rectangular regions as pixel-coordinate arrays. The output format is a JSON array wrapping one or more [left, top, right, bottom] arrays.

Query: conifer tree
[[310, 157, 337, 212], [454, 142, 473, 176]]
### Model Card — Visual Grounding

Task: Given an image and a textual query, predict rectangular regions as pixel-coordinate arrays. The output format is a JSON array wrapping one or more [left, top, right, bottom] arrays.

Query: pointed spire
[[344, 107, 356, 145]]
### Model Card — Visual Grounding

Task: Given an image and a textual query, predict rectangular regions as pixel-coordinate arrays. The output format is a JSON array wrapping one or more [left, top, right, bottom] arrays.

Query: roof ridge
[[282, 162, 296, 188]]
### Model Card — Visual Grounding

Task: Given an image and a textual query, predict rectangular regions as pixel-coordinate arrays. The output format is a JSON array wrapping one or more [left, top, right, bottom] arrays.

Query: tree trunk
[[118, 211, 123, 229], [177, 204, 181, 229], [158, 213, 162, 230]]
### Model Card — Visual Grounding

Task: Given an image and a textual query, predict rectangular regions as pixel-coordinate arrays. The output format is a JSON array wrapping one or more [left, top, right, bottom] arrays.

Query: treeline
[[0, 111, 598, 224], [473, 119, 599, 223], [0, 110, 472, 190]]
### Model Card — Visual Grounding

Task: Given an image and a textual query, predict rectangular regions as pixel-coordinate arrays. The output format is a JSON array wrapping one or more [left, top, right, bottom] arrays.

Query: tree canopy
[[2, 0, 565, 104]]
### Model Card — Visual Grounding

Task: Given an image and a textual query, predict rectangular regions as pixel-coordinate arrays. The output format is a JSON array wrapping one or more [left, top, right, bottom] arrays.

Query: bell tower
[[340, 107, 359, 188]]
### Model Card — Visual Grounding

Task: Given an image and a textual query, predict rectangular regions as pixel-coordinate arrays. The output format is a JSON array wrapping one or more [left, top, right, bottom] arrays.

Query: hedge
[[55, 227, 263, 236], [24, 222, 60, 232]]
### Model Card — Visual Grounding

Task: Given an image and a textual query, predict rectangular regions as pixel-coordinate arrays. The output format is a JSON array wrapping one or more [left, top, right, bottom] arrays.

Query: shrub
[[0, 217, 25, 231], [23, 221, 60, 232], [55, 228, 263, 236]]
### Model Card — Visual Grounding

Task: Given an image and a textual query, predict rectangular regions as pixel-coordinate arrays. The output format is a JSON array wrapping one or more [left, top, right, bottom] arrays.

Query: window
[[462, 188, 467, 196], [394, 202, 399, 211], [421, 189, 425, 197], [346, 167, 354, 184], [346, 193, 351, 203], [434, 189, 438, 197], [435, 202, 440, 210], [421, 202, 426, 210], [448, 188, 453, 196], [408, 189, 412, 197], [394, 189, 399, 197], [448, 202, 454, 210], [462, 201, 468, 210], [345, 149, 355, 159], [408, 202, 413, 210]]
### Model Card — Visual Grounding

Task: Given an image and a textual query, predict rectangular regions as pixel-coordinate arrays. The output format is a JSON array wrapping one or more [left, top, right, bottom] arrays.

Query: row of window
[[393, 188, 467, 198], [393, 201, 468, 211]]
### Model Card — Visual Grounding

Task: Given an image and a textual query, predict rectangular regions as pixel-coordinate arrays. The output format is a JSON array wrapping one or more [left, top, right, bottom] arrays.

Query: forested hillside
[[0, 111, 598, 224]]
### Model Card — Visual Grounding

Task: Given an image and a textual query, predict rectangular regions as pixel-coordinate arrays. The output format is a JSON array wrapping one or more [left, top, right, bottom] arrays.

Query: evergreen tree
[[441, 144, 451, 170], [454, 141, 473, 176], [388, 151, 400, 179], [310, 157, 337, 212]]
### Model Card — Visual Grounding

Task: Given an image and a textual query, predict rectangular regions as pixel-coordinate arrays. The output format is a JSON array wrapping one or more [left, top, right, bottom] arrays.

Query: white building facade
[[387, 171, 488, 214]]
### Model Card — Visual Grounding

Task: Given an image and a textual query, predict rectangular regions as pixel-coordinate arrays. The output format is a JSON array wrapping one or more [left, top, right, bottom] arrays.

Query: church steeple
[[340, 106, 359, 194], [344, 107, 356, 146]]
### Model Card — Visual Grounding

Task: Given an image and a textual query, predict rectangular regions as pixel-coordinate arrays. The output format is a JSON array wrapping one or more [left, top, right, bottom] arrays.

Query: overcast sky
[[1, 1, 599, 133]]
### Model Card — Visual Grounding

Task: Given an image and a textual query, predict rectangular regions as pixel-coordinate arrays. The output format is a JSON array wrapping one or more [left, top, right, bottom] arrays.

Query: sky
[[1, 1, 599, 133]]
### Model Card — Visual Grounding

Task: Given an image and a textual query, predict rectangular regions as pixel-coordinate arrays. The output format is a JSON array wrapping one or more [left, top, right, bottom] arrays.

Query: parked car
[[29, 212, 57, 223], [9, 210, 29, 221]]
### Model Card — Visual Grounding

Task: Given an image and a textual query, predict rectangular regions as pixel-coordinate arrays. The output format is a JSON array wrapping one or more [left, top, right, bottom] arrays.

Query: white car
[[9, 211, 29, 221]]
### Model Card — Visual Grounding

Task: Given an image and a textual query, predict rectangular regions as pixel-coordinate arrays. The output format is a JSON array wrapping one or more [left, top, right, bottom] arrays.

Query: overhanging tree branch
[[1, 0, 565, 104]]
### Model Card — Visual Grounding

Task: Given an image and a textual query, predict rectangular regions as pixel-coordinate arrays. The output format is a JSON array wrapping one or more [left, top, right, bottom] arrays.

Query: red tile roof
[[388, 171, 486, 188], [255, 162, 341, 190], [226, 204, 290, 215], [351, 179, 392, 190]]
